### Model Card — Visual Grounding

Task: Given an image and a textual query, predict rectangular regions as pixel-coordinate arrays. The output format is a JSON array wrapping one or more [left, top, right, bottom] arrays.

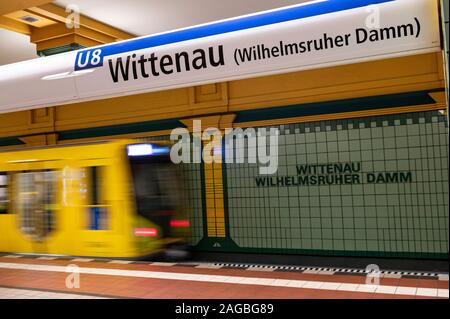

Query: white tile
[[4, 255, 22, 258], [382, 273, 402, 279], [246, 267, 275, 272], [270, 279, 291, 287], [375, 285, 397, 294], [223, 276, 246, 284], [0, 286, 108, 299], [58, 294, 78, 299], [71, 258, 94, 262], [437, 289, 449, 298], [336, 283, 359, 292], [253, 278, 276, 286], [207, 276, 230, 283], [108, 260, 132, 264], [416, 288, 438, 297], [195, 264, 223, 269], [150, 262, 175, 266], [239, 278, 262, 285], [303, 269, 319, 274], [356, 284, 378, 293], [395, 286, 417, 296], [286, 280, 308, 288], [318, 282, 341, 290], [179, 274, 202, 281], [302, 281, 324, 289], [21, 291, 37, 295], [438, 274, 449, 281]]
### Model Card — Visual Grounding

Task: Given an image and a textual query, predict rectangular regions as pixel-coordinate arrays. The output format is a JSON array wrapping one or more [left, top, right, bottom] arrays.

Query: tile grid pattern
[[226, 110, 449, 257]]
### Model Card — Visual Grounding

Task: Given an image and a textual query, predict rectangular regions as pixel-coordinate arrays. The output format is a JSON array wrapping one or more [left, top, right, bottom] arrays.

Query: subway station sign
[[0, 0, 441, 113], [255, 162, 413, 187]]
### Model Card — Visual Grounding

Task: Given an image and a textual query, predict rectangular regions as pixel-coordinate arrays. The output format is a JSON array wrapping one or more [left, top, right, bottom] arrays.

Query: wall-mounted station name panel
[[0, 0, 441, 114]]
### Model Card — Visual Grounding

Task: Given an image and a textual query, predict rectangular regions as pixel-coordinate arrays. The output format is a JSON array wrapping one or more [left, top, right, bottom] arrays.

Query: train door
[[13, 164, 60, 254], [78, 159, 113, 257]]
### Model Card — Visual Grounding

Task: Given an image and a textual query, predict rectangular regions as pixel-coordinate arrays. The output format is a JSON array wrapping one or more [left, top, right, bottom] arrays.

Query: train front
[[126, 143, 191, 260]]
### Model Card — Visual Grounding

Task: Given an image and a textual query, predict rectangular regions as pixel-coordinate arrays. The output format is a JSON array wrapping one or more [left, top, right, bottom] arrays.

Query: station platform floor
[[0, 254, 448, 299]]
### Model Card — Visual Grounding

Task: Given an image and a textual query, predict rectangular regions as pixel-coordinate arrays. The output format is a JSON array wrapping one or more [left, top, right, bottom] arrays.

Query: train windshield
[[127, 144, 180, 235]]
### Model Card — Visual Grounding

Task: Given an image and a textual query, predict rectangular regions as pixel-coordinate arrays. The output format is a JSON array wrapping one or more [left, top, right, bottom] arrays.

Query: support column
[[181, 113, 237, 249], [16, 107, 56, 147]]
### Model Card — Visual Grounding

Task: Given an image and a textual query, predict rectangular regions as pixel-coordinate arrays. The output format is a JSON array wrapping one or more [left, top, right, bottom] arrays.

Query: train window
[[131, 163, 179, 215], [85, 166, 108, 230], [13, 170, 58, 240], [0, 173, 9, 214], [128, 152, 181, 238]]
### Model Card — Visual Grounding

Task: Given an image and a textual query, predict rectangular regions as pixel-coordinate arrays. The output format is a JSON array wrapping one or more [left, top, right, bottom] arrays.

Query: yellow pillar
[[181, 113, 235, 238]]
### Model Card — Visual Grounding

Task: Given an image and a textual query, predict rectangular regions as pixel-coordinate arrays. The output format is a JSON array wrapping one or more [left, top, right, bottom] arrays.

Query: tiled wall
[[177, 162, 204, 246], [225, 110, 449, 258]]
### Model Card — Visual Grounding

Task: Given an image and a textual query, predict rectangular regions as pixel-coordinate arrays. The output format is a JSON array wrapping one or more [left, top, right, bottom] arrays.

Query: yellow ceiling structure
[[0, 0, 53, 15], [0, 1, 135, 53], [4, 10, 57, 28]]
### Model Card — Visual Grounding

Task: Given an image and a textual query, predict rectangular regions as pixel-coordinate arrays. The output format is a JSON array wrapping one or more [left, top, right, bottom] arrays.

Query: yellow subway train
[[0, 139, 190, 259]]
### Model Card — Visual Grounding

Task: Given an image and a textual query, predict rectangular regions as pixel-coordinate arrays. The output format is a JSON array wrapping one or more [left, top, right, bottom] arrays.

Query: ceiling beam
[[1, 2, 135, 57], [0, 0, 53, 15], [0, 16, 31, 35], [4, 10, 58, 28], [34, 34, 103, 51], [30, 23, 118, 51], [27, 3, 135, 40]]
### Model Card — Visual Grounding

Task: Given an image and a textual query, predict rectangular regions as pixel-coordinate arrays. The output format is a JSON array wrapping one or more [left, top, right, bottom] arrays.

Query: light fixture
[[127, 144, 153, 156], [19, 16, 40, 23], [170, 220, 190, 228], [127, 144, 170, 156]]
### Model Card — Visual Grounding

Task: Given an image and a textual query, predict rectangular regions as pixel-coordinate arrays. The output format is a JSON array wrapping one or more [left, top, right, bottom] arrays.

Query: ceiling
[[0, 0, 307, 66], [53, 0, 306, 36], [0, 29, 38, 65]]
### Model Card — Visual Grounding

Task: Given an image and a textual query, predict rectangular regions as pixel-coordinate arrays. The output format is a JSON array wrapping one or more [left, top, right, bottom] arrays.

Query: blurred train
[[0, 139, 191, 260]]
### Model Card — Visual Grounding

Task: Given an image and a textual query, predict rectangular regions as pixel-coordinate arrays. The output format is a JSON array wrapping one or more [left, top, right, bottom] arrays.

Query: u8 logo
[[75, 49, 103, 70]]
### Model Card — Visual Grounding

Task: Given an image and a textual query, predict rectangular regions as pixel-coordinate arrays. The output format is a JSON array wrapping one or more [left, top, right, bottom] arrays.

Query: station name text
[[255, 162, 413, 187], [107, 18, 421, 83]]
